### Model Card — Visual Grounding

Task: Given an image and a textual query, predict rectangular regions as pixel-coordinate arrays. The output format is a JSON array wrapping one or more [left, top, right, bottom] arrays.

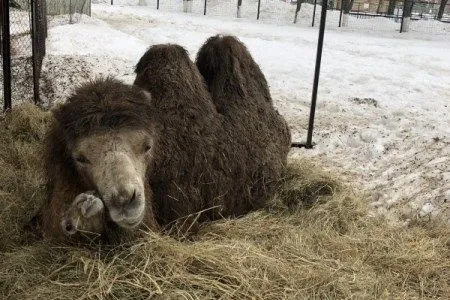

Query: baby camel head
[[50, 78, 157, 230]]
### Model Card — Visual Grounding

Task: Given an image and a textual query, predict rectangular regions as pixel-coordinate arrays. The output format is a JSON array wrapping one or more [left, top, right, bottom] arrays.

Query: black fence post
[[400, 2, 404, 32], [292, 0, 327, 149], [2, 0, 12, 111], [294, 0, 302, 24], [257, 0, 261, 20], [157, 0, 160, 10], [31, 0, 39, 105], [43, 0, 48, 38], [69, 0, 74, 24], [400, 0, 413, 32], [339, 0, 343, 26], [312, 0, 317, 26], [111, 0, 113, 5], [204, 0, 207, 15], [306, 0, 327, 148]]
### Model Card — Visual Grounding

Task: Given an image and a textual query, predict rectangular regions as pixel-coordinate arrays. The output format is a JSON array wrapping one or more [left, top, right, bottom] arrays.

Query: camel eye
[[142, 138, 153, 153], [75, 154, 90, 164], [143, 143, 152, 153]]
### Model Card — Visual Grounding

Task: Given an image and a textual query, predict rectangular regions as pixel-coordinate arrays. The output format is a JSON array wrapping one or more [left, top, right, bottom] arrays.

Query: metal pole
[[43, 0, 48, 38], [339, 0, 343, 26], [306, 0, 328, 148], [312, 0, 317, 26], [292, 0, 327, 149], [31, 0, 40, 105], [399, 2, 404, 32], [204, 0, 207, 15], [69, 0, 74, 24], [111, 0, 113, 5], [2, 0, 12, 111], [257, 0, 261, 20], [157, 0, 160, 10]]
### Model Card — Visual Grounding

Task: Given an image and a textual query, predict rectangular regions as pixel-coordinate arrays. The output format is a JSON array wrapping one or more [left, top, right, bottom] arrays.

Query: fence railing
[[107, 0, 449, 34]]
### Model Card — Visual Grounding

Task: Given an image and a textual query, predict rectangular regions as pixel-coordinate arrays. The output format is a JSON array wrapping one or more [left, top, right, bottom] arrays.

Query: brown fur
[[195, 35, 291, 211], [39, 35, 291, 242]]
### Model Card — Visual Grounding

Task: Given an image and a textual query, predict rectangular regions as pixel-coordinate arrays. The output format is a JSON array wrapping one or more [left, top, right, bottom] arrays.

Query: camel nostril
[[129, 190, 137, 205]]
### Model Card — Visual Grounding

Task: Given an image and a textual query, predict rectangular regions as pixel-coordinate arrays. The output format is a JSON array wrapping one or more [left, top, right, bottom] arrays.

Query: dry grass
[[0, 104, 449, 299]]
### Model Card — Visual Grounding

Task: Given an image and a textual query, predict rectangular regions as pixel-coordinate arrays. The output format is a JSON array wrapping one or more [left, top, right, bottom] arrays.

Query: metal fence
[[112, 0, 449, 34], [334, 1, 450, 32], [47, 0, 91, 23], [1, 0, 47, 111], [1, 0, 93, 111]]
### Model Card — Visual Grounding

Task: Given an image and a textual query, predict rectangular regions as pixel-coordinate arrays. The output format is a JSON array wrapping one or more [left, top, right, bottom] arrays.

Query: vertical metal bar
[[399, 2, 404, 32], [157, 0, 160, 10], [69, 0, 73, 24], [111, 0, 113, 5], [257, 0, 261, 20], [305, 0, 328, 148], [204, 0, 207, 15], [31, 0, 40, 104], [312, 0, 317, 26], [339, 0, 343, 26], [88, 0, 92, 17], [2, 0, 12, 111], [43, 0, 48, 38]]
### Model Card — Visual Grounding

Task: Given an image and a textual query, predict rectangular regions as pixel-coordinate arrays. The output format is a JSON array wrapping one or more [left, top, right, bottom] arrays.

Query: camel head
[[49, 78, 158, 231], [71, 129, 154, 229]]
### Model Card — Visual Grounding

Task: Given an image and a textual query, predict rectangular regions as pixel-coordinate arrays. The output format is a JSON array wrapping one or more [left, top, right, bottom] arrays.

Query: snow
[[46, 18, 147, 60], [41, 3, 450, 224]]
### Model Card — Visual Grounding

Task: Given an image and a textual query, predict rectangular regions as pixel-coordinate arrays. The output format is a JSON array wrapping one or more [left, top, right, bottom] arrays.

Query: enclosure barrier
[[1, 0, 93, 111], [2, 0, 12, 111], [1, 0, 48, 111], [142, 0, 449, 34]]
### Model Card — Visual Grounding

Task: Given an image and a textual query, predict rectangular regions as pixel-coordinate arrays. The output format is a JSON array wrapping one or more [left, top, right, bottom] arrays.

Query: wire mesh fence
[[46, 0, 91, 23], [1, 0, 48, 109], [1, 0, 93, 109], [109, 0, 449, 34], [1, 1, 34, 108]]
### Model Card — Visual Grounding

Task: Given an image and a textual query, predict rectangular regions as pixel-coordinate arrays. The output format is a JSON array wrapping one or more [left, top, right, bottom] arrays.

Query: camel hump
[[195, 35, 272, 115]]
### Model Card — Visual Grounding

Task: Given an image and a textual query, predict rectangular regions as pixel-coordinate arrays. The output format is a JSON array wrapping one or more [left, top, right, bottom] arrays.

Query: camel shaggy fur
[[38, 35, 291, 242]]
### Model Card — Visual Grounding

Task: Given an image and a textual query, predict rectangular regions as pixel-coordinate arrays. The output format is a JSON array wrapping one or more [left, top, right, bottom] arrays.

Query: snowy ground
[[39, 3, 449, 224]]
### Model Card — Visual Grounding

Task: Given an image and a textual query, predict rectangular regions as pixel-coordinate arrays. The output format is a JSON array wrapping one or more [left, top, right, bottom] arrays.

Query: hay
[[0, 103, 52, 249], [0, 104, 449, 299]]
